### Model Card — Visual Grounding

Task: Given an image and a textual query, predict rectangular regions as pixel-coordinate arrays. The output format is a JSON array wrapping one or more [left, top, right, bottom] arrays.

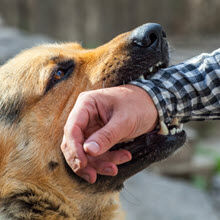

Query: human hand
[[61, 84, 158, 183]]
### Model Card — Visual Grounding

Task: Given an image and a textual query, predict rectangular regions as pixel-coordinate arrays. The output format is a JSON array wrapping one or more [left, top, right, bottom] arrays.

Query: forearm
[[130, 48, 220, 124]]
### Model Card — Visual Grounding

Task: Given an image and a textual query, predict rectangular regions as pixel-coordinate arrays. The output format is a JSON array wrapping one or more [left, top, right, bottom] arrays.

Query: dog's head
[[0, 23, 185, 201]]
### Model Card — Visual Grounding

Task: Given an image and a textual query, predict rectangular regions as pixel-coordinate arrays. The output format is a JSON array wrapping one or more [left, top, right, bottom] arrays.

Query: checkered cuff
[[130, 48, 220, 124]]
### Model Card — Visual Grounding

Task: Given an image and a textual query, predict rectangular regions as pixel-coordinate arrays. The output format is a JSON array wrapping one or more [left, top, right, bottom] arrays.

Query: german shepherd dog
[[0, 23, 186, 220]]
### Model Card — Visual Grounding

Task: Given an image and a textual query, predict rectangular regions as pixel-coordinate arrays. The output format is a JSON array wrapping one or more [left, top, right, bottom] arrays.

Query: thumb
[[83, 114, 128, 156]]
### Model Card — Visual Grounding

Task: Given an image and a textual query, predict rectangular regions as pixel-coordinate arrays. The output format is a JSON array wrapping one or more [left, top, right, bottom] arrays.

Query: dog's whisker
[[121, 187, 142, 206]]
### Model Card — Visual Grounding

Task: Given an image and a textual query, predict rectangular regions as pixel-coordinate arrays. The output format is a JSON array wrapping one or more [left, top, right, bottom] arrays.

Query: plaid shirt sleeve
[[130, 48, 220, 124]]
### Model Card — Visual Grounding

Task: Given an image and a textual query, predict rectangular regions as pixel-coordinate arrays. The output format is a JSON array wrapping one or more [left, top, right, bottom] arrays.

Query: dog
[[0, 23, 186, 220]]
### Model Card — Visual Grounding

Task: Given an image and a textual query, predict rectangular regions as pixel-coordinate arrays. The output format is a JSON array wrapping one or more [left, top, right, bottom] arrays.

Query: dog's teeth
[[149, 67, 153, 72], [171, 118, 180, 127], [170, 128, 176, 135], [139, 74, 145, 80], [171, 118, 184, 131], [124, 138, 134, 143], [176, 128, 181, 133], [158, 121, 169, 135], [156, 62, 161, 67]]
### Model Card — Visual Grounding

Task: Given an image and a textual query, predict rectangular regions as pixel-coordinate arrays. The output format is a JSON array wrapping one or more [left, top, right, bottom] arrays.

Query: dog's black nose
[[129, 23, 166, 49]]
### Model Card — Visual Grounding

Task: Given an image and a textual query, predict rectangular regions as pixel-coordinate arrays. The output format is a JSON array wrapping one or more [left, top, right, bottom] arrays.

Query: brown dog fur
[[0, 25, 174, 219], [0, 32, 137, 220]]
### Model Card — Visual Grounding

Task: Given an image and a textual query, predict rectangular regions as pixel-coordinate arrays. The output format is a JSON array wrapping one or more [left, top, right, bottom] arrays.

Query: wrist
[[123, 84, 159, 133]]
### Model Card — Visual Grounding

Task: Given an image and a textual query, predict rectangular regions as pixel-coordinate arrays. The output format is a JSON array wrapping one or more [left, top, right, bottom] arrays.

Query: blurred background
[[0, 0, 219, 219]]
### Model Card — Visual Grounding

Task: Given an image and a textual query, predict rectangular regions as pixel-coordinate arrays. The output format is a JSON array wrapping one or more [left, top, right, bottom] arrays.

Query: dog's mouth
[[63, 23, 186, 192], [105, 60, 186, 185], [111, 120, 186, 169], [64, 59, 186, 192], [83, 59, 186, 193], [137, 60, 167, 80]]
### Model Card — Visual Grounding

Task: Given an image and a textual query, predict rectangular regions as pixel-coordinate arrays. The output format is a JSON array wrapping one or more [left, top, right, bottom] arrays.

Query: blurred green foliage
[[191, 145, 220, 190], [196, 146, 220, 173], [192, 175, 208, 190]]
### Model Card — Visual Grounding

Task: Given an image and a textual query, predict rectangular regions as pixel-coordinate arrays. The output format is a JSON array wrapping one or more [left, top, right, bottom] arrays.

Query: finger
[[103, 149, 132, 165], [62, 118, 88, 170], [76, 166, 97, 184], [61, 135, 87, 172], [83, 113, 128, 156], [63, 122, 88, 170], [62, 94, 95, 170], [91, 161, 118, 176], [86, 150, 131, 176]]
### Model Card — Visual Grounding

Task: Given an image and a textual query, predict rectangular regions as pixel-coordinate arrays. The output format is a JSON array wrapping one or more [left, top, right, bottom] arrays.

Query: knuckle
[[78, 91, 89, 98], [65, 151, 75, 162], [78, 93, 96, 108], [78, 91, 93, 102], [79, 160, 87, 169], [60, 141, 67, 151]]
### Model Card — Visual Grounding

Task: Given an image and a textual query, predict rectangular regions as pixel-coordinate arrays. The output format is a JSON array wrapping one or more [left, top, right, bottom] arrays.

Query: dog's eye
[[46, 60, 75, 92], [54, 70, 66, 80]]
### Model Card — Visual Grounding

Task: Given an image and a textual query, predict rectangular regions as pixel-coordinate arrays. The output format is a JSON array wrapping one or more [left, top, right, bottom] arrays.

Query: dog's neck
[[76, 193, 123, 220], [0, 115, 124, 220], [0, 181, 123, 220]]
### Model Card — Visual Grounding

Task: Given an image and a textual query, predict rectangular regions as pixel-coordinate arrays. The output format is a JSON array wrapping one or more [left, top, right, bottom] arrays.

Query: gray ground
[[0, 25, 219, 220], [121, 172, 219, 220]]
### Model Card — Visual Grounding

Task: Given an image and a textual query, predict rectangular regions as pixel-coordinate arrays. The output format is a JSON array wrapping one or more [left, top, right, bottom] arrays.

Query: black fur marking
[[0, 95, 23, 124], [48, 161, 59, 171], [0, 189, 69, 219]]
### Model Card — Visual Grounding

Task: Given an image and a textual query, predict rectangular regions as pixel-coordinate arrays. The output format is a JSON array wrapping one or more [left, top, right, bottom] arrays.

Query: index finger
[[62, 97, 91, 171]]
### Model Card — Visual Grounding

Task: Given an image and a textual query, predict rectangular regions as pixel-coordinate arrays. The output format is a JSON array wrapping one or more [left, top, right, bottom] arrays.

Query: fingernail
[[71, 158, 80, 171], [121, 154, 131, 163], [82, 174, 90, 183], [103, 167, 113, 174], [84, 142, 100, 154]]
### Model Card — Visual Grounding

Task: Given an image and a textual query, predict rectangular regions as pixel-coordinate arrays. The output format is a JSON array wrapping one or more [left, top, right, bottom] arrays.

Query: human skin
[[61, 84, 158, 183]]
